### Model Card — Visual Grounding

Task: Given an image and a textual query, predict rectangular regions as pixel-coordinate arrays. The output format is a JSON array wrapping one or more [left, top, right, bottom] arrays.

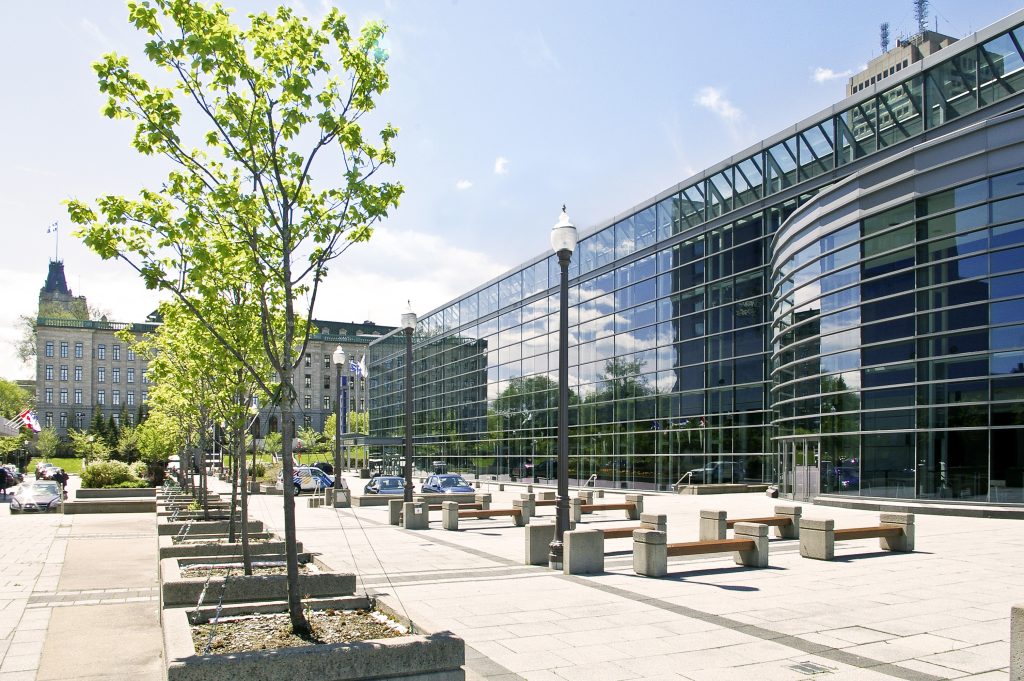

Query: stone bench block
[[775, 505, 801, 539], [538, 491, 555, 501], [474, 493, 491, 510], [1013, 602, 1024, 680], [625, 494, 643, 519], [513, 495, 535, 520], [402, 501, 429, 530], [699, 509, 727, 541], [880, 512, 914, 552], [564, 529, 603, 575], [632, 529, 667, 577], [388, 498, 403, 526], [640, 513, 667, 532], [733, 522, 769, 568], [799, 518, 835, 560], [442, 501, 460, 531], [525, 522, 555, 566]]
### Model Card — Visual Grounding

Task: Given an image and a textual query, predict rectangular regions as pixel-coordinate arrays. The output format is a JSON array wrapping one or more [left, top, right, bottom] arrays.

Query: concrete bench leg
[[640, 513, 667, 532], [564, 529, 603, 575], [880, 512, 914, 552], [475, 493, 492, 511], [571, 497, 583, 524], [525, 523, 556, 566], [625, 494, 643, 519], [577, 490, 594, 505], [774, 505, 801, 539], [1012, 602, 1024, 680], [633, 529, 667, 577], [513, 497, 535, 522], [402, 501, 429, 530], [799, 518, 835, 560], [388, 499, 403, 526], [699, 509, 727, 541], [514, 509, 527, 527], [442, 501, 459, 531], [733, 522, 769, 567]]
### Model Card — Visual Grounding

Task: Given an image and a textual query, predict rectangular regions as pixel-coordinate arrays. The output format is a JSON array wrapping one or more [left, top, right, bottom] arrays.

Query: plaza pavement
[[236, 474, 1020, 681], [0, 473, 1019, 680]]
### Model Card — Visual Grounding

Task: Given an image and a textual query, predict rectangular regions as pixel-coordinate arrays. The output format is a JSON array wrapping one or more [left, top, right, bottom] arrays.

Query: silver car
[[9, 481, 64, 514]]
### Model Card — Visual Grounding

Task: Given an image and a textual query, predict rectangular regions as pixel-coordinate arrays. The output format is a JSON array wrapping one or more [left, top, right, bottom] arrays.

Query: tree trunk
[[238, 420, 252, 575], [228, 435, 238, 544], [280, 406, 311, 637]]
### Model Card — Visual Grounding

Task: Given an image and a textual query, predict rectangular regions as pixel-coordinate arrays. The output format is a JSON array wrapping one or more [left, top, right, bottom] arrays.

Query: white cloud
[[455, 179, 473, 190], [813, 66, 854, 83], [493, 156, 509, 175], [694, 86, 741, 122], [80, 18, 113, 50]]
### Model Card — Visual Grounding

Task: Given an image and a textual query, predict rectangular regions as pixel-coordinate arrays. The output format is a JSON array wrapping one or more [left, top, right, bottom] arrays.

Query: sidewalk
[[0, 494, 162, 681]]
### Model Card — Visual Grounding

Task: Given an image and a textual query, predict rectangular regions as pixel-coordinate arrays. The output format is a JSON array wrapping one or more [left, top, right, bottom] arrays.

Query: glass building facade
[[369, 11, 1024, 501]]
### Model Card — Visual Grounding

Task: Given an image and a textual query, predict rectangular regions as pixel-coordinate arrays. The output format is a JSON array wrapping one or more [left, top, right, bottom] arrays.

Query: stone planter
[[162, 602, 465, 681], [76, 487, 157, 499], [157, 519, 264, 537], [158, 536, 303, 559], [160, 556, 356, 608]]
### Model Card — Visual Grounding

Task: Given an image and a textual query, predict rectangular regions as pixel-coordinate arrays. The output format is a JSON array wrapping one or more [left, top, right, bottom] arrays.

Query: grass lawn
[[26, 456, 85, 476]]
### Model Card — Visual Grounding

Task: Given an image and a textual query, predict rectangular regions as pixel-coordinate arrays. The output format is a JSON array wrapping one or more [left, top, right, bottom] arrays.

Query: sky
[[0, 0, 1020, 382]]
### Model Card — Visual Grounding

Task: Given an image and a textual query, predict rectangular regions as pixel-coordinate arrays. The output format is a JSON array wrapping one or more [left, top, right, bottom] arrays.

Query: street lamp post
[[548, 206, 578, 570], [402, 304, 417, 503], [332, 345, 345, 490]]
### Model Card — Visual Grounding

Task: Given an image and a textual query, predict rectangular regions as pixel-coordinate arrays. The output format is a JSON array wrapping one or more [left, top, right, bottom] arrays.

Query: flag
[[359, 354, 369, 380], [699, 416, 706, 428], [16, 409, 41, 433], [349, 359, 361, 376], [46, 222, 57, 234]]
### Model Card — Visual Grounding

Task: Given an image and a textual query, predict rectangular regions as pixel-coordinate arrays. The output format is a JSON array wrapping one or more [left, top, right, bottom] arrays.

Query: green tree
[[70, 430, 111, 462], [0, 378, 32, 418], [36, 427, 61, 460]]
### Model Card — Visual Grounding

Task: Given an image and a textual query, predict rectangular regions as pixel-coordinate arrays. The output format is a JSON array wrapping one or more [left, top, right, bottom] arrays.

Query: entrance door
[[784, 439, 820, 502]]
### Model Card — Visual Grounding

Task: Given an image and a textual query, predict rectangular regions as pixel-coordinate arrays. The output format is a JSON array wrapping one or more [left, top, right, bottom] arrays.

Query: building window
[[113, 412, 120, 426], [45, 412, 53, 427], [44, 388, 53, 404], [97, 390, 105, 405], [97, 367, 105, 383], [45, 365, 53, 380], [304, 394, 311, 409], [75, 342, 83, 358], [323, 395, 331, 411], [97, 344, 106, 360], [113, 390, 120, 406], [323, 354, 330, 369], [127, 390, 135, 406], [323, 375, 330, 390], [142, 370, 148, 384], [305, 353, 311, 367], [127, 412, 134, 426], [59, 389, 68, 405], [76, 412, 85, 429], [303, 415, 312, 428], [127, 368, 135, 383], [60, 341, 68, 358], [304, 374, 312, 389], [59, 412, 67, 428], [74, 366, 83, 381], [142, 391, 148, 402], [112, 368, 120, 383], [113, 344, 120, 361], [127, 348, 135, 361], [45, 342, 53, 357], [60, 365, 68, 381], [74, 389, 82, 405]]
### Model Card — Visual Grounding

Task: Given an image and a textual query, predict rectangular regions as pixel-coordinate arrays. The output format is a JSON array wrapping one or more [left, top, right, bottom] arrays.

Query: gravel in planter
[[179, 561, 317, 577], [192, 609, 406, 654]]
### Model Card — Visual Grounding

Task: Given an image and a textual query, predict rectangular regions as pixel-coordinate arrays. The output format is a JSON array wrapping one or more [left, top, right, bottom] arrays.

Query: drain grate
[[787, 661, 836, 675]]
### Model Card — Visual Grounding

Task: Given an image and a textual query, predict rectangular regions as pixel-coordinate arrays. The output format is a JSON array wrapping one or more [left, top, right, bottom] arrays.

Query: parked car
[[35, 462, 56, 479], [421, 474, 473, 493], [9, 481, 64, 514], [276, 466, 334, 495], [686, 461, 743, 484], [1, 464, 24, 483], [311, 461, 334, 475], [363, 476, 406, 495]]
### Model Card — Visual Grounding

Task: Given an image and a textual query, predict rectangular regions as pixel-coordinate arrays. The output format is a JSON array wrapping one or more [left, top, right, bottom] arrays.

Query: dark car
[[686, 461, 743, 484], [363, 476, 406, 495], [421, 474, 473, 493], [2, 465, 24, 483], [836, 466, 860, 490], [312, 461, 334, 475]]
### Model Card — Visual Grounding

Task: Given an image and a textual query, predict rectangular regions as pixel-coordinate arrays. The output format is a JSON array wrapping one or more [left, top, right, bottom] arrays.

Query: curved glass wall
[[771, 167, 1024, 502], [369, 13, 1024, 496]]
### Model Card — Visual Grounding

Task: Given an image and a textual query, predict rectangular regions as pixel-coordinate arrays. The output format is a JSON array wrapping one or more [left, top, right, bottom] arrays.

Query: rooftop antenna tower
[[914, 0, 929, 34], [880, 22, 890, 53]]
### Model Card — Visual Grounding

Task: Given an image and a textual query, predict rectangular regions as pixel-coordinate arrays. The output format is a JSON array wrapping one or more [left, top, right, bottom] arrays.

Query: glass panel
[[634, 206, 657, 252], [766, 137, 798, 194], [656, 194, 683, 241], [798, 123, 835, 179], [878, 76, 924, 147], [734, 155, 764, 205], [707, 170, 733, 218], [615, 217, 636, 260], [978, 32, 1024, 106], [836, 100, 876, 164], [499, 271, 522, 308], [926, 50, 978, 128], [681, 184, 706, 228]]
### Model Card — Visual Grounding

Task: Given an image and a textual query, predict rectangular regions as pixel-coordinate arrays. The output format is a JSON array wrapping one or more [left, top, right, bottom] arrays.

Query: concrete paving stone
[[519, 670, 562, 681], [492, 651, 578, 674], [918, 641, 1008, 675], [501, 634, 577, 655], [820, 626, 895, 645], [460, 626, 517, 643], [0, 655, 38, 673], [0, 671, 37, 681], [844, 632, 971, 664], [961, 671, 1009, 680], [893, 657, 970, 679], [10, 630, 44, 645], [6, 643, 42, 659], [544, 644, 634, 666], [551, 661, 638, 681], [932, 619, 1010, 646]]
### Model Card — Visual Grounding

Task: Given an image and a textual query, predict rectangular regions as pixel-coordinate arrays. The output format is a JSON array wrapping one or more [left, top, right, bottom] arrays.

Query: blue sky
[[0, 0, 1019, 381]]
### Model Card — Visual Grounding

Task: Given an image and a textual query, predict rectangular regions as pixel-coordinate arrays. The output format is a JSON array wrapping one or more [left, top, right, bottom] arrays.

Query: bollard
[[564, 529, 604, 575], [402, 501, 429, 530], [633, 529, 667, 577], [388, 498, 403, 526], [525, 522, 556, 566], [442, 501, 459, 531]]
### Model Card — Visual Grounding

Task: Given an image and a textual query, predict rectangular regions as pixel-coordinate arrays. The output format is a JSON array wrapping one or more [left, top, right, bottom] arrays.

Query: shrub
[[249, 462, 266, 478], [81, 460, 141, 488], [112, 479, 150, 488], [130, 461, 148, 480]]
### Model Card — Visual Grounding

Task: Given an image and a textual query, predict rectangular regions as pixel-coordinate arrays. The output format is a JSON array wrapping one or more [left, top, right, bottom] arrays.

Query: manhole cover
[[787, 661, 836, 675]]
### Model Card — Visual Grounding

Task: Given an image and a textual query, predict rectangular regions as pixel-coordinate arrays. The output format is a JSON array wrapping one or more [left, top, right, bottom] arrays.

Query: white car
[[275, 466, 344, 495]]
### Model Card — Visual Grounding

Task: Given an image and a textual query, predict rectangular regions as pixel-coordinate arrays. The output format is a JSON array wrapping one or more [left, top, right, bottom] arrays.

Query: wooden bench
[[557, 514, 667, 573], [571, 494, 643, 522], [799, 513, 914, 560], [633, 523, 769, 577], [443, 502, 525, 530], [699, 506, 801, 541]]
